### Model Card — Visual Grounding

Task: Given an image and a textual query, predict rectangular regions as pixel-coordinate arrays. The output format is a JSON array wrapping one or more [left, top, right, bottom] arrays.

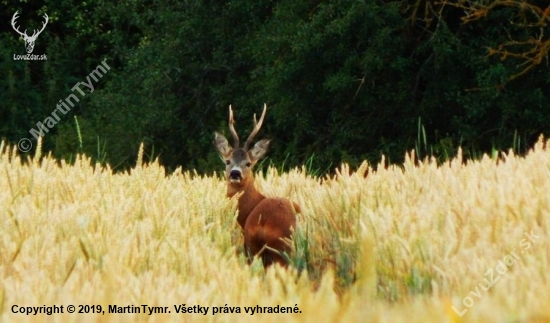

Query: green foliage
[[1, 0, 549, 173]]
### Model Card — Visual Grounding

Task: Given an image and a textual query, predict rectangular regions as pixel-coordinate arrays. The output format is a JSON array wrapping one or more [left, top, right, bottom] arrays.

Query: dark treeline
[[1, 0, 549, 175]]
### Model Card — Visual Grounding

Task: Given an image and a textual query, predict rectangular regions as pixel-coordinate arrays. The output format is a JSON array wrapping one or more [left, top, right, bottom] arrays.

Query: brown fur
[[227, 175, 298, 267]]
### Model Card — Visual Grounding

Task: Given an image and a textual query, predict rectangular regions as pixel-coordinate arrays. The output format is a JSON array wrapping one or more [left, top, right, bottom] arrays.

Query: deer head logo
[[11, 11, 49, 54]]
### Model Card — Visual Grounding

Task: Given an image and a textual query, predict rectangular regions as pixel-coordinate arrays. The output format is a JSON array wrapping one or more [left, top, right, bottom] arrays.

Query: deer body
[[215, 105, 299, 267]]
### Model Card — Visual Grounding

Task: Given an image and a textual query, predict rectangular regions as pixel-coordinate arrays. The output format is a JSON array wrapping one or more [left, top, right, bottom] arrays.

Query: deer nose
[[229, 170, 242, 181]]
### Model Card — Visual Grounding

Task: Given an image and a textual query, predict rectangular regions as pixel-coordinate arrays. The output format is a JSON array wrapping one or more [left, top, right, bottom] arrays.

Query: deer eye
[[245, 162, 252, 168], [225, 160, 231, 165]]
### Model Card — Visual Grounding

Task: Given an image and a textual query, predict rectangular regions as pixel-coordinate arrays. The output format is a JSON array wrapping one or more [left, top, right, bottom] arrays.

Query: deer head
[[11, 11, 49, 54], [214, 105, 270, 192]]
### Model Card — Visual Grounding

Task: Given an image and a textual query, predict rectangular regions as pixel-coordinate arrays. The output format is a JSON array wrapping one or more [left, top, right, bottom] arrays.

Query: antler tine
[[11, 11, 27, 37], [36, 13, 49, 36], [244, 104, 267, 150], [228, 105, 240, 148]]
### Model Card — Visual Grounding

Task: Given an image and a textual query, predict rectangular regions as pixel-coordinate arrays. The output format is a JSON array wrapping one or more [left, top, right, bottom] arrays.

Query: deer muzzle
[[229, 168, 242, 183]]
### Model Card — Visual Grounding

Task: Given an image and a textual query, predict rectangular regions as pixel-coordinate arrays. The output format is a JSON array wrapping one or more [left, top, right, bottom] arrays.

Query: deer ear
[[214, 132, 232, 158], [249, 139, 270, 161]]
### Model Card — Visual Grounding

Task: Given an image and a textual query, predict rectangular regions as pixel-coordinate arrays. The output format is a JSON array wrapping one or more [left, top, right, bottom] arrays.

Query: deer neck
[[227, 176, 265, 229]]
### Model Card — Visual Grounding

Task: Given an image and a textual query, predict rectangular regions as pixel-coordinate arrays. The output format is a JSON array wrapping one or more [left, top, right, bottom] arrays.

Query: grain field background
[[1, 138, 549, 322]]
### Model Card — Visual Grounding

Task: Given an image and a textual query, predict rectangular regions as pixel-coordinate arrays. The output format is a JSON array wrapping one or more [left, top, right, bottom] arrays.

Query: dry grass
[[1, 137, 549, 322]]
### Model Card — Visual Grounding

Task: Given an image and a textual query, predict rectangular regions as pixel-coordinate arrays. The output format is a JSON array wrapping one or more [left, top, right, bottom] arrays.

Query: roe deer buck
[[214, 105, 300, 268]]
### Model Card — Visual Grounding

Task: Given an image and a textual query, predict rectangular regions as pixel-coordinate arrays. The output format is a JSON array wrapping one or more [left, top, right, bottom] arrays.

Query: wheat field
[[1, 137, 549, 323]]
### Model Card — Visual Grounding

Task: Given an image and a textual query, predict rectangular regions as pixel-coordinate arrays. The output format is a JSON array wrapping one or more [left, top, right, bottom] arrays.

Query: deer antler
[[11, 11, 48, 39], [228, 105, 240, 148], [32, 13, 49, 38], [244, 104, 267, 150], [11, 11, 27, 38]]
